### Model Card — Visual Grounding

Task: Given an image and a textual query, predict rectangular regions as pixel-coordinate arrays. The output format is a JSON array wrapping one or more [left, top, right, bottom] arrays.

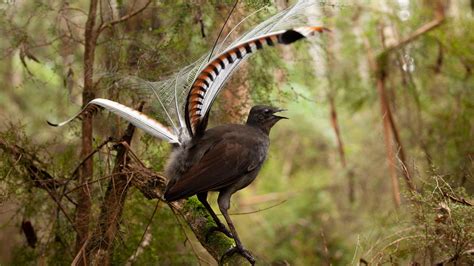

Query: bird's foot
[[206, 225, 233, 242], [220, 246, 255, 265]]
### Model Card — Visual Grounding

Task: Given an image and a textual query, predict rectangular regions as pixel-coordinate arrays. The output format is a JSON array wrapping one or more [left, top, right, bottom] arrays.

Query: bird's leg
[[197, 192, 233, 240], [218, 191, 256, 265]]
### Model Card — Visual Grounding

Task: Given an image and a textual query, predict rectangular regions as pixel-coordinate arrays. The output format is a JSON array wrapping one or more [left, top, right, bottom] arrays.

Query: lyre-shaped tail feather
[[50, 1, 328, 142], [48, 98, 180, 144], [185, 26, 329, 136]]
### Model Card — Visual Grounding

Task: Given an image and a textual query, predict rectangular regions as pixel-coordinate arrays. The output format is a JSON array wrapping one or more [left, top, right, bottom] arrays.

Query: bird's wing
[[164, 139, 263, 201]]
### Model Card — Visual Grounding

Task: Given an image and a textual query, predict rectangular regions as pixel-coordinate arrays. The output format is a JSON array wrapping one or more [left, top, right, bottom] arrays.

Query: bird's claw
[[206, 225, 233, 242], [220, 246, 255, 265]]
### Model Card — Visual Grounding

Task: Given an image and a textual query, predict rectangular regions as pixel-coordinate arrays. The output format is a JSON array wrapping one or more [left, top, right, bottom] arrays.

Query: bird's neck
[[246, 121, 271, 135]]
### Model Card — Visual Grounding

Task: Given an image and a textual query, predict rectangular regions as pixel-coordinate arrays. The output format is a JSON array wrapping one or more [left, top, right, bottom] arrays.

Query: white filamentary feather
[[50, 99, 180, 144]]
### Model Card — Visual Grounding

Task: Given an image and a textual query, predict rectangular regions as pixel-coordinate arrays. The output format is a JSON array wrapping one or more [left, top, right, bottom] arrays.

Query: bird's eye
[[264, 109, 271, 114]]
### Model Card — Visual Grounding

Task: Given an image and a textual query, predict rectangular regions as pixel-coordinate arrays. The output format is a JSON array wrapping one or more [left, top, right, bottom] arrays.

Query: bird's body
[[164, 105, 286, 265], [164, 123, 269, 201]]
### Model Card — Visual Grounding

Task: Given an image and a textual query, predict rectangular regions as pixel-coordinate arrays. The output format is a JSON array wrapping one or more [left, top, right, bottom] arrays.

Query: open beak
[[272, 108, 288, 120]]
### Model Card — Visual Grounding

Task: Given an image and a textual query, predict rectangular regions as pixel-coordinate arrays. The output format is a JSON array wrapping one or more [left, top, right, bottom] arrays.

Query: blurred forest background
[[0, 0, 473, 265]]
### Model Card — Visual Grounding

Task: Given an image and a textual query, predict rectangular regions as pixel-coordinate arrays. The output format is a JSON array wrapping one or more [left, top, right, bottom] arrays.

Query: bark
[[221, 67, 251, 123], [217, 4, 251, 124]]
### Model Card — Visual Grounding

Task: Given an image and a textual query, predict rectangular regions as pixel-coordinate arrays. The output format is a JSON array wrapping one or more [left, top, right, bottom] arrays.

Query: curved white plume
[[48, 99, 180, 144]]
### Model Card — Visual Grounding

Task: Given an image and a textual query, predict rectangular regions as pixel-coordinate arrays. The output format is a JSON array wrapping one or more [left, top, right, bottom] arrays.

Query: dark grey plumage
[[164, 105, 286, 265]]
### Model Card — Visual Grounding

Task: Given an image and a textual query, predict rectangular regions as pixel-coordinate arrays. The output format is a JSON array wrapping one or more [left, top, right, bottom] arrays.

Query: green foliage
[[360, 176, 473, 265], [0, 0, 473, 265]]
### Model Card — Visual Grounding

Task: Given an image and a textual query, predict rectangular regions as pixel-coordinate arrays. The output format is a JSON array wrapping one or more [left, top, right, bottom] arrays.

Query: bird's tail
[[47, 98, 180, 144]]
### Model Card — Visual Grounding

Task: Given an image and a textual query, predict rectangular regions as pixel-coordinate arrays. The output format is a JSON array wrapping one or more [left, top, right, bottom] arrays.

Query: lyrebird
[[49, 1, 327, 264]]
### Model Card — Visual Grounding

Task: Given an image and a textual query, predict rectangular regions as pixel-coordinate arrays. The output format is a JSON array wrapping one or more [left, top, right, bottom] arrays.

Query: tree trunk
[[87, 104, 142, 265], [75, 0, 99, 262], [217, 4, 251, 124]]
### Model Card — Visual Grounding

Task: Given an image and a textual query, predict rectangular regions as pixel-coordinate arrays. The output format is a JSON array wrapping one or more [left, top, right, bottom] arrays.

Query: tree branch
[[384, 12, 445, 54], [98, 0, 152, 34], [0, 138, 63, 190], [0, 138, 77, 232]]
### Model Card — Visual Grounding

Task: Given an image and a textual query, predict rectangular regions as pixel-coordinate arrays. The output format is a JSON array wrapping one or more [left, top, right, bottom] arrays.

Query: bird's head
[[246, 105, 287, 134]]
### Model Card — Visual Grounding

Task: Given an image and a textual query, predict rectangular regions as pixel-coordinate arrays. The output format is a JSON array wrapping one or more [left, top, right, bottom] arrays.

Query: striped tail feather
[[48, 98, 180, 144], [185, 26, 329, 136]]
